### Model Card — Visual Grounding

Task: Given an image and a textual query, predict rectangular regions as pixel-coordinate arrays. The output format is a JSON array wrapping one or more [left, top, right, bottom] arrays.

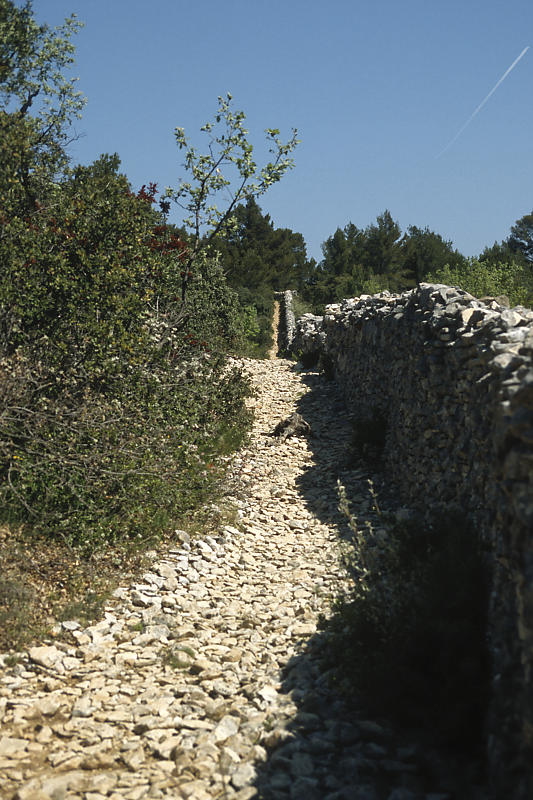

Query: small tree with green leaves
[[0, 0, 85, 206], [166, 93, 299, 303]]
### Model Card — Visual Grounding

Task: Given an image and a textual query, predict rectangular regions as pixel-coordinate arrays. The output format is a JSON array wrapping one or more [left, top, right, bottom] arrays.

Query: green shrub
[[0, 10, 258, 560], [426, 259, 533, 309], [0, 157, 252, 552], [0, 344, 251, 552], [291, 294, 313, 320], [233, 284, 274, 357]]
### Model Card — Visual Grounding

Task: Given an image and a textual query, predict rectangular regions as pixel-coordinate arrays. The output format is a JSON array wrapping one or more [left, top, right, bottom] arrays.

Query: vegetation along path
[[0, 357, 475, 800]]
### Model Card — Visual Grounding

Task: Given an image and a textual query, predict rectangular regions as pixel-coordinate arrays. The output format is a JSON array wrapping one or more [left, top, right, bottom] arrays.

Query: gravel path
[[0, 358, 460, 800]]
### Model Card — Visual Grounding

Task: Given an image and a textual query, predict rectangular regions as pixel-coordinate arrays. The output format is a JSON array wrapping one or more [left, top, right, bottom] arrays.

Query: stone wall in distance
[[275, 290, 297, 353]]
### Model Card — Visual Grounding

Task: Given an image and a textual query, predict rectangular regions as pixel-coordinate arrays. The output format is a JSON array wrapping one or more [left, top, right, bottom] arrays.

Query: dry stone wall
[[290, 284, 533, 798], [275, 290, 297, 353]]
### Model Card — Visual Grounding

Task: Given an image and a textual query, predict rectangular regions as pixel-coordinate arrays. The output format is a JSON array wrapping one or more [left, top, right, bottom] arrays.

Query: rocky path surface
[[0, 359, 459, 800]]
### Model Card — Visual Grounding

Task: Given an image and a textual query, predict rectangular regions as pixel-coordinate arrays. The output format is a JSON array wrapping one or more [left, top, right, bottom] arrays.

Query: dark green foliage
[[0, 262, 252, 551], [233, 285, 275, 356], [0, 2, 254, 552], [0, 336, 251, 551], [402, 225, 467, 286], [479, 239, 518, 267], [302, 269, 366, 313], [302, 213, 470, 311], [320, 224, 365, 277], [300, 211, 403, 311], [322, 508, 490, 752], [508, 210, 533, 264], [321, 211, 402, 281], [1, 155, 159, 361], [0, 165, 252, 549], [363, 210, 403, 276], [303, 207, 533, 311], [306, 219, 387, 308], [212, 198, 314, 354], [0, 53, 252, 552], [214, 198, 312, 292]]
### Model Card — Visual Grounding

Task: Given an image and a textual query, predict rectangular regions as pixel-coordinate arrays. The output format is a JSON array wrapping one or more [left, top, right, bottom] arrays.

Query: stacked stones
[[275, 291, 298, 353], [291, 284, 533, 799], [290, 312, 326, 364], [0, 358, 462, 800]]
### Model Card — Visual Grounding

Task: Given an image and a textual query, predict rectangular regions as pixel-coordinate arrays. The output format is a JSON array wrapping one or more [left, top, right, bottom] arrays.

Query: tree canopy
[[508, 211, 533, 263], [301, 212, 470, 308], [0, 0, 85, 203], [478, 210, 533, 268], [402, 225, 466, 286], [210, 197, 315, 352], [214, 197, 313, 291]]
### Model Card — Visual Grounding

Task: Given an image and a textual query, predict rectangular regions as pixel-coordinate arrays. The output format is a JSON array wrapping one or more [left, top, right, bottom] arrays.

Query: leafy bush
[[0, 347, 250, 551], [233, 284, 274, 357], [426, 259, 533, 308], [291, 293, 313, 320], [0, 154, 252, 551], [322, 485, 490, 752], [0, 5, 292, 557]]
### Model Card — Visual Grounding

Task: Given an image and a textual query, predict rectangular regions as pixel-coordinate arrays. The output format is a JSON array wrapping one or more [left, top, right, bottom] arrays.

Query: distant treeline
[[211, 200, 533, 315]]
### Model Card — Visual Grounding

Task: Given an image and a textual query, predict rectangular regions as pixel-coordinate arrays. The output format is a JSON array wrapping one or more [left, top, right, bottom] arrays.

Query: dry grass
[[0, 500, 241, 654], [0, 524, 153, 653]]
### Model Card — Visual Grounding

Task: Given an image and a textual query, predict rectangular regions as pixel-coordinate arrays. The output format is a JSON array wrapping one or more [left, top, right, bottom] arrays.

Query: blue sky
[[36, 0, 532, 263]]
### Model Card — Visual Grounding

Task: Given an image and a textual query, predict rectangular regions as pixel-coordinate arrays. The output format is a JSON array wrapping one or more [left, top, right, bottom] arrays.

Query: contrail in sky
[[436, 46, 529, 158]]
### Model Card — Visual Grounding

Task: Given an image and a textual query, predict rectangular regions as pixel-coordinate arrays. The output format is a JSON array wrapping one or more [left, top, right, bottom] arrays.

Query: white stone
[[231, 761, 256, 788], [257, 685, 278, 704], [212, 715, 239, 742], [28, 645, 63, 670], [0, 736, 28, 756]]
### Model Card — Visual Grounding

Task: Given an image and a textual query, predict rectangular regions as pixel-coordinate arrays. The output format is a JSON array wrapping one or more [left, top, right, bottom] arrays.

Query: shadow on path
[[251, 364, 487, 800], [251, 367, 416, 800]]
